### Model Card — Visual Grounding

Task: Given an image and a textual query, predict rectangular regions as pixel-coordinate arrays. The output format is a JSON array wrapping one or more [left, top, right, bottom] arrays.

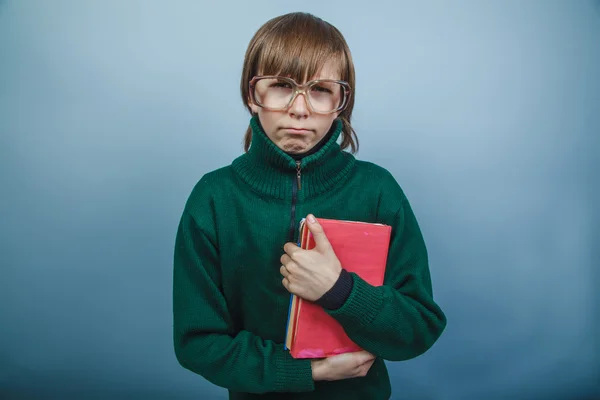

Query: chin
[[281, 142, 310, 154], [283, 148, 305, 154]]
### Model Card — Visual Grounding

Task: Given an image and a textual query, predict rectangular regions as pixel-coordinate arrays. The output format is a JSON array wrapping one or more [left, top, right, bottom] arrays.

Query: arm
[[324, 193, 447, 361], [173, 210, 314, 393]]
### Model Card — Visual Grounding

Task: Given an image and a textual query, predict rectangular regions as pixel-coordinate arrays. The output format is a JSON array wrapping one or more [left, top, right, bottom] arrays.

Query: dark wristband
[[314, 269, 354, 310]]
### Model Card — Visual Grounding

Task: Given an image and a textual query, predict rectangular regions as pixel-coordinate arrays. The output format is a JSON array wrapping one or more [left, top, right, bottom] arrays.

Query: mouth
[[281, 127, 312, 135]]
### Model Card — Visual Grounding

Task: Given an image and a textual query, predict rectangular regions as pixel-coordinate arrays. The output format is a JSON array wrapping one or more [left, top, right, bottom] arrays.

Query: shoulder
[[182, 165, 235, 213], [353, 159, 406, 198], [354, 159, 393, 176], [194, 165, 233, 189], [352, 159, 412, 221]]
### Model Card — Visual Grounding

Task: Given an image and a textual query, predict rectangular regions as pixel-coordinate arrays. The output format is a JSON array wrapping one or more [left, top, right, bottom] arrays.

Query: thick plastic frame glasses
[[249, 75, 352, 114]]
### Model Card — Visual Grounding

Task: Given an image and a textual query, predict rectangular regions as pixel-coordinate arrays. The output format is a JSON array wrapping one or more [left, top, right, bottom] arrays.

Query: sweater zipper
[[288, 160, 302, 242]]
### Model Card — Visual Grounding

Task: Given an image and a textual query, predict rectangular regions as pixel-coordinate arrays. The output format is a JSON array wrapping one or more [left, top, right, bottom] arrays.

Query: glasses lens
[[307, 81, 347, 113], [253, 78, 347, 113], [254, 78, 295, 110]]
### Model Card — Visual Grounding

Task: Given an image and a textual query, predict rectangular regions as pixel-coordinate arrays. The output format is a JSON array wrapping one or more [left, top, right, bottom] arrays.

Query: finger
[[353, 351, 376, 365], [353, 357, 375, 376], [357, 359, 375, 377], [283, 242, 300, 256], [283, 260, 299, 274], [280, 265, 289, 278], [280, 253, 291, 265], [283, 278, 298, 295], [305, 214, 331, 251], [360, 359, 375, 368]]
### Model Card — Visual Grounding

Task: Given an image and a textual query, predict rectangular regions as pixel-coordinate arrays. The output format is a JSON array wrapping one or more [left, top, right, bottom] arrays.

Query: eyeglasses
[[249, 76, 351, 114]]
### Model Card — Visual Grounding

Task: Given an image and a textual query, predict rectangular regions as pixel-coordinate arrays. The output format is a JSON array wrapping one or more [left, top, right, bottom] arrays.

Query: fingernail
[[308, 215, 316, 223]]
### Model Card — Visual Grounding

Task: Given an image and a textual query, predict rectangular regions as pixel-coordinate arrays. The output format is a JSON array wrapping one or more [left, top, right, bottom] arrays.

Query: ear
[[247, 97, 260, 115]]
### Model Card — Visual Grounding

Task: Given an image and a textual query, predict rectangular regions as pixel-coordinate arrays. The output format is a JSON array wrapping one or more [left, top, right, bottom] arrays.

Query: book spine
[[283, 294, 294, 350], [284, 218, 307, 350]]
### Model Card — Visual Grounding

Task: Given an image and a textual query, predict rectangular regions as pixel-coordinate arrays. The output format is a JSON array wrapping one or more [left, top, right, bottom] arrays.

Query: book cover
[[284, 217, 392, 358]]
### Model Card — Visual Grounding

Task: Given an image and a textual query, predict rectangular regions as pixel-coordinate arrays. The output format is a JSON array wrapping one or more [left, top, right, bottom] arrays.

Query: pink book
[[284, 218, 392, 358]]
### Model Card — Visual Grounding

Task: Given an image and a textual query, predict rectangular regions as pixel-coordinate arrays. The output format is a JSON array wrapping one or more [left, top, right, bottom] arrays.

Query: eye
[[271, 82, 292, 89], [311, 85, 333, 94]]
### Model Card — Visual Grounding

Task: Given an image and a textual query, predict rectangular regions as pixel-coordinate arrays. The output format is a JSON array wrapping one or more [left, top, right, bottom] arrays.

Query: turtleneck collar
[[284, 121, 334, 161], [231, 115, 355, 200]]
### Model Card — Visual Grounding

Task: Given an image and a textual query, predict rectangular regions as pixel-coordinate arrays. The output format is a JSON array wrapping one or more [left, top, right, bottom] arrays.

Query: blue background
[[1, 1, 598, 399]]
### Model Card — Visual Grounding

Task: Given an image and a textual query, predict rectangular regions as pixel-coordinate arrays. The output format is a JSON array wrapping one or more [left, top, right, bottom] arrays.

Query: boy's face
[[249, 59, 341, 155]]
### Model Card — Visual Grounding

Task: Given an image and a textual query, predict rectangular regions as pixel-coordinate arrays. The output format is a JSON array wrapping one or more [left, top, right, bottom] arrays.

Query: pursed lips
[[281, 127, 312, 134]]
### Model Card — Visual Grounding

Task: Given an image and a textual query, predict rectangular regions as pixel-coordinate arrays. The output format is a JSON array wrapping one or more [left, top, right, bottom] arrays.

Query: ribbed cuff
[[274, 350, 315, 393], [325, 273, 383, 328], [314, 269, 354, 310]]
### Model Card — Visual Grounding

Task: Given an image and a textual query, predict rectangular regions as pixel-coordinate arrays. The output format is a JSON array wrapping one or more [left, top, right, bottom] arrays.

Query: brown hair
[[240, 12, 359, 153]]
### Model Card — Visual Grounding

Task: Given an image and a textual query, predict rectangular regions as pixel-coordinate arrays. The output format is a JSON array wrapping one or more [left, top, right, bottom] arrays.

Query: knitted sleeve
[[324, 184, 447, 361], [172, 210, 314, 394]]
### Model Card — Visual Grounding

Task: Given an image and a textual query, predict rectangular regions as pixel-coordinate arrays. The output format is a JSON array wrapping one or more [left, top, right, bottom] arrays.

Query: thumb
[[306, 214, 331, 250], [354, 350, 376, 364]]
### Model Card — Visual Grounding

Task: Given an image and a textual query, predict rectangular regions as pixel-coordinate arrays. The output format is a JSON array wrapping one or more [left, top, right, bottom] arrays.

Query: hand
[[311, 351, 376, 381], [280, 214, 342, 301]]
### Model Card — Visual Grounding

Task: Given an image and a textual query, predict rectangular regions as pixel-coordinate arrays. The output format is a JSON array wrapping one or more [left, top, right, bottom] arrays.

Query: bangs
[[254, 15, 348, 82]]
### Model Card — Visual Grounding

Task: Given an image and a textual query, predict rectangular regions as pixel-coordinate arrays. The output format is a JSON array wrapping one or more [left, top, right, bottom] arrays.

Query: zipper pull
[[296, 161, 302, 191]]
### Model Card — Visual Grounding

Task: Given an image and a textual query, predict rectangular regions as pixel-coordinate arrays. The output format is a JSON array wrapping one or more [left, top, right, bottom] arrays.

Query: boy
[[173, 12, 446, 399]]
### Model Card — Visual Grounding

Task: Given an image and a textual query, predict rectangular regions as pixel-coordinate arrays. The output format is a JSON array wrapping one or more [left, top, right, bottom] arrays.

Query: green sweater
[[173, 116, 446, 399]]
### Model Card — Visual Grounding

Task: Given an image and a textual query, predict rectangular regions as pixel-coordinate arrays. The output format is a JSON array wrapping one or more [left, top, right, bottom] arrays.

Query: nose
[[288, 92, 309, 119]]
